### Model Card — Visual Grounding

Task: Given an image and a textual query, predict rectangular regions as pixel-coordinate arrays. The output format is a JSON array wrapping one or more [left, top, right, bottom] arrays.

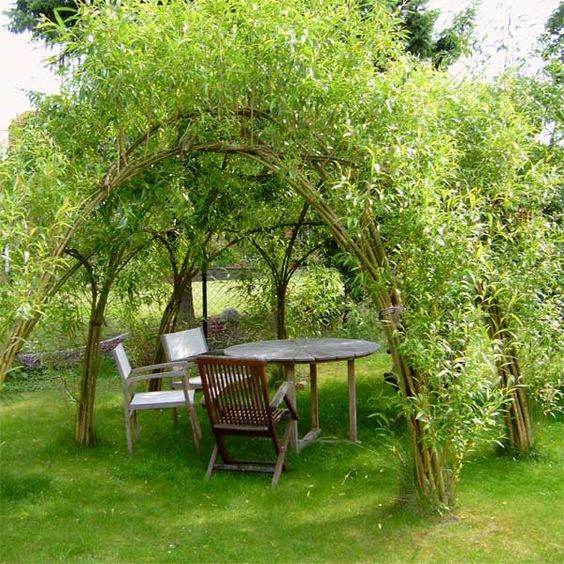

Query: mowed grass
[[1, 353, 563, 563]]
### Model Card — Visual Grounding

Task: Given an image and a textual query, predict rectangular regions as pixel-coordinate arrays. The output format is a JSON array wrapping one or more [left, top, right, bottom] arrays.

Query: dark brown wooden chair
[[195, 356, 298, 487]]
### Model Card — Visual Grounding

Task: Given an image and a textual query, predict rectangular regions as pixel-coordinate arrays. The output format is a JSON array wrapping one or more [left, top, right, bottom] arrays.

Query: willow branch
[[251, 239, 281, 286], [281, 202, 309, 278]]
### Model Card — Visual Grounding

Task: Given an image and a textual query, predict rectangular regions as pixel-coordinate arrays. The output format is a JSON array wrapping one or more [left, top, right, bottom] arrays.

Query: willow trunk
[[74, 285, 111, 446], [276, 286, 288, 340], [178, 281, 196, 327], [480, 292, 532, 454], [0, 318, 40, 383], [276, 166, 454, 511], [375, 289, 451, 509]]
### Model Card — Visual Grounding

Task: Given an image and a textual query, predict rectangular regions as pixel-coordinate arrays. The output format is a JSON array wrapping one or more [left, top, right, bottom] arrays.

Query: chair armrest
[[270, 382, 290, 409], [128, 369, 187, 385], [164, 355, 200, 365], [130, 361, 188, 374], [270, 382, 298, 420]]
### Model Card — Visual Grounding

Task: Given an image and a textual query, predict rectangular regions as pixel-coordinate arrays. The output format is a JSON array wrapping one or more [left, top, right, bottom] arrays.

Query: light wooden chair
[[161, 327, 222, 391], [113, 343, 202, 453], [195, 356, 298, 487]]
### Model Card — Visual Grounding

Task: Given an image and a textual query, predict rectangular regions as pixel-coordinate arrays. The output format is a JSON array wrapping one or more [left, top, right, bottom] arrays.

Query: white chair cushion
[[130, 389, 195, 410]]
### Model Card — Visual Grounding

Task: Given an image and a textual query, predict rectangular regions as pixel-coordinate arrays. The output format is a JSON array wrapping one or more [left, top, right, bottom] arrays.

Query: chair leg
[[206, 445, 219, 480], [133, 412, 140, 439], [125, 411, 134, 454], [186, 404, 202, 452], [272, 423, 293, 486], [172, 408, 178, 426], [214, 433, 232, 463], [272, 445, 286, 487], [271, 427, 282, 459]]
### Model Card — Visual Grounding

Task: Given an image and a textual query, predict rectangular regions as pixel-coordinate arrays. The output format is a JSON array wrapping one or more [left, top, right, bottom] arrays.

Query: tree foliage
[[8, 0, 475, 69], [537, 2, 564, 147], [7, 0, 78, 39]]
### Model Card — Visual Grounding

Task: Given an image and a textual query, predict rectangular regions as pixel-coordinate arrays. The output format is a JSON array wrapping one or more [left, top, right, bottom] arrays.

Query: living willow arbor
[[1, 0, 559, 512]]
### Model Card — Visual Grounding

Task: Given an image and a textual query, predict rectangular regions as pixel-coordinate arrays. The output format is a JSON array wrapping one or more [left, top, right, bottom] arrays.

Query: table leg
[[310, 362, 319, 431], [284, 363, 299, 452], [348, 359, 358, 442], [295, 363, 322, 450]]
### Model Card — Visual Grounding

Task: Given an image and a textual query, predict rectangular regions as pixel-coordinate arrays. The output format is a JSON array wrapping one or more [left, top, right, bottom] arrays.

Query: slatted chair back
[[198, 356, 271, 430], [161, 327, 208, 362], [195, 356, 297, 486], [113, 343, 132, 386]]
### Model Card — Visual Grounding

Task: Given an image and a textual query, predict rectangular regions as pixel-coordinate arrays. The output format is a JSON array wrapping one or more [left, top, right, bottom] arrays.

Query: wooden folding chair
[[195, 356, 298, 486]]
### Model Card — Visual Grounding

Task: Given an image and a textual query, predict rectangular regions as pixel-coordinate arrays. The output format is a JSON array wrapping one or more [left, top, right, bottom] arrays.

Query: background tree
[[144, 154, 262, 368], [8, 0, 80, 40], [535, 2, 563, 147], [383, 0, 476, 67], [241, 199, 328, 340]]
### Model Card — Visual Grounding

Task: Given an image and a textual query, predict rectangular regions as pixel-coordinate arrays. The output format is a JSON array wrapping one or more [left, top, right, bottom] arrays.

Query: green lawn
[[1, 353, 563, 562]]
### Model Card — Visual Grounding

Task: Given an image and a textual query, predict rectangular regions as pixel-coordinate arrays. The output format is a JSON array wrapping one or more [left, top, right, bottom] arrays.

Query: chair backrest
[[161, 327, 208, 362], [112, 343, 132, 385], [195, 356, 271, 428]]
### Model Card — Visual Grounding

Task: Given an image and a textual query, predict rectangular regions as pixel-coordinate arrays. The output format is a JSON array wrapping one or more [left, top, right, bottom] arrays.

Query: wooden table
[[224, 338, 380, 450]]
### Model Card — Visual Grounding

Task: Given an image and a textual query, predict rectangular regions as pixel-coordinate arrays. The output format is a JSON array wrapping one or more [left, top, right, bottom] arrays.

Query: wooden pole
[[202, 262, 208, 341], [347, 359, 357, 442]]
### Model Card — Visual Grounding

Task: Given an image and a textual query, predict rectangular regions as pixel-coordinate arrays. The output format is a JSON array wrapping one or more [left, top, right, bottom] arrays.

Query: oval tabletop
[[224, 338, 381, 364]]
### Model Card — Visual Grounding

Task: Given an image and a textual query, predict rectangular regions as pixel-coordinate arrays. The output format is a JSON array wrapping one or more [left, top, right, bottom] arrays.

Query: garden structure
[[1, 0, 561, 528]]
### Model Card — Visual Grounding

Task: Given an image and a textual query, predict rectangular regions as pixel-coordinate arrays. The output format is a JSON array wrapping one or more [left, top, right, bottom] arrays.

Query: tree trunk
[[0, 261, 82, 385], [149, 269, 196, 390], [178, 278, 196, 327], [375, 288, 452, 510], [74, 285, 111, 447], [276, 286, 287, 340], [0, 320, 36, 382], [479, 288, 533, 454], [148, 292, 180, 391], [153, 292, 182, 366], [271, 168, 455, 511], [0, 310, 54, 383]]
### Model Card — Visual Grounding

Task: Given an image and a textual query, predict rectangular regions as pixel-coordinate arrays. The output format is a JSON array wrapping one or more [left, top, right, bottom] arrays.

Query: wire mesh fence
[[191, 267, 258, 348], [191, 267, 248, 319]]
